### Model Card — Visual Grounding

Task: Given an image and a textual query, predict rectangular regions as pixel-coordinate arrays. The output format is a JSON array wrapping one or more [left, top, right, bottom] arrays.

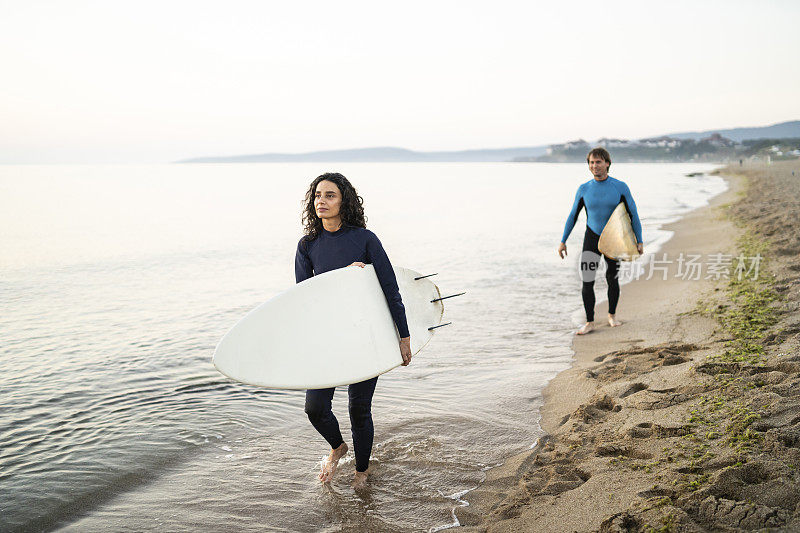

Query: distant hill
[[526, 132, 800, 163], [177, 120, 799, 163], [177, 145, 548, 163], [664, 120, 800, 142]]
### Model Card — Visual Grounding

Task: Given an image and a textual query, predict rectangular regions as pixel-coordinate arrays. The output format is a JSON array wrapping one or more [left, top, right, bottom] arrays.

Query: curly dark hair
[[302, 172, 367, 241]]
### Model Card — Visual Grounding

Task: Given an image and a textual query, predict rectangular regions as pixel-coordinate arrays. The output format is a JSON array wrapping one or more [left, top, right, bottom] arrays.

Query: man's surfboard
[[598, 202, 640, 261], [212, 265, 444, 389]]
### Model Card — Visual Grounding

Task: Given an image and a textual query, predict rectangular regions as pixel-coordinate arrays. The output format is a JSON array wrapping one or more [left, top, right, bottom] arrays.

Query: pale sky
[[1, 0, 798, 163]]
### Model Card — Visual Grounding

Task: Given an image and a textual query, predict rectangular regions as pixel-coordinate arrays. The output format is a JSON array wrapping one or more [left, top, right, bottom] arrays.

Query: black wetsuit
[[581, 228, 620, 322], [295, 225, 408, 473]]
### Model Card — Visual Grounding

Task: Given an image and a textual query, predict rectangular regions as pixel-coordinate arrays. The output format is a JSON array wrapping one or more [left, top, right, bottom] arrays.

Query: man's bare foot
[[352, 470, 368, 490], [577, 322, 594, 335], [319, 442, 348, 483], [608, 315, 622, 327]]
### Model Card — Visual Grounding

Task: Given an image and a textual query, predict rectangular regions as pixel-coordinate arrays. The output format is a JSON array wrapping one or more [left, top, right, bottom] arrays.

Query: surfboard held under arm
[[212, 265, 449, 389], [598, 202, 641, 261]]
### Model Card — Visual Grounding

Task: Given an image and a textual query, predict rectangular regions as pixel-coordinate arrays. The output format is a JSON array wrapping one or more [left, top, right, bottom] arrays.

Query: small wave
[[429, 485, 477, 532]]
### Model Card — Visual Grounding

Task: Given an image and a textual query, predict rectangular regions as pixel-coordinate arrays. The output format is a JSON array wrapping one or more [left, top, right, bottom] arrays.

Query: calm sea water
[[0, 162, 725, 532]]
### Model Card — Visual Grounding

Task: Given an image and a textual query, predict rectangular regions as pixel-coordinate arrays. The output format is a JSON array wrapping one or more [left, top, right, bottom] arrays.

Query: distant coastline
[[176, 120, 800, 164], [521, 135, 800, 164], [176, 145, 547, 164]]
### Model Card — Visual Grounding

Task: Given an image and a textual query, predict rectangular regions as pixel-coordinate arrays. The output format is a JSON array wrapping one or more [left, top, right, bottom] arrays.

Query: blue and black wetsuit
[[295, 224, 408, 473], [561, 176, 643, 322]]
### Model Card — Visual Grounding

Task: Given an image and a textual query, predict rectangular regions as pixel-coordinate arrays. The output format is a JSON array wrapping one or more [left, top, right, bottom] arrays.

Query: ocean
[[0, 162, 726, 532]]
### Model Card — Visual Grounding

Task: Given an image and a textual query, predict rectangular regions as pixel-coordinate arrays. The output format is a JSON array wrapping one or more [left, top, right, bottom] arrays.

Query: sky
[[1, 0, 799, 163]]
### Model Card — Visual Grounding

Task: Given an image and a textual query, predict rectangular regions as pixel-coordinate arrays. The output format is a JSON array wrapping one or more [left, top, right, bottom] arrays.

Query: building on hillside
[[701, 133, 735, 148], [638, 136, 683, 148], [596, 138, 633, 148], [546, 139, 590, 155]]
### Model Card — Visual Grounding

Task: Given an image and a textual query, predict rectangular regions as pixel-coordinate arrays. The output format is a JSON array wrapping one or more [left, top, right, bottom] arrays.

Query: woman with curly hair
[[295, 172, 412, 489]]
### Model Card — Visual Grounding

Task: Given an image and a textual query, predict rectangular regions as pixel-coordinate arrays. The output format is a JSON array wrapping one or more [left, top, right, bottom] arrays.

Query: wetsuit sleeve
[[620, 183, 643, 244], [365, 233, 410, 338], [294, 238, 314, 283], [561, 184, 585, 243]]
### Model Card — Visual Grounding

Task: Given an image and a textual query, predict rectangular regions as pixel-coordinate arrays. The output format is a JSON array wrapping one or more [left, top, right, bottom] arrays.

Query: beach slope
[[459, 160, 800, 532]]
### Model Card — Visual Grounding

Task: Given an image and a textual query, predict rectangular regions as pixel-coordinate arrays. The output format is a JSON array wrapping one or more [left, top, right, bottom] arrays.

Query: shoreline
[[457, 160, 800, 531]]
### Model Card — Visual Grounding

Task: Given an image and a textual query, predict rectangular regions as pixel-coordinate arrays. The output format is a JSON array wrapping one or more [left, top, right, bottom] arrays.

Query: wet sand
[[458, 160, 800, 532]]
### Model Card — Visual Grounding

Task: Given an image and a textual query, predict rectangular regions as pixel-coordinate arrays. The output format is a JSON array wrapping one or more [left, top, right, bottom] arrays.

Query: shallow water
[[0, 162, 725, 531]]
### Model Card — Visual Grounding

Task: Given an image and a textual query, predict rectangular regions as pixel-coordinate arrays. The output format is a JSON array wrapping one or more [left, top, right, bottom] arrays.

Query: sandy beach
[[458, 160, 800, 532]]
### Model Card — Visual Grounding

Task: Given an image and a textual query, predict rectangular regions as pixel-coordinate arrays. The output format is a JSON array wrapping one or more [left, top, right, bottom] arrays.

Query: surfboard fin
[[414, 273, 438, 280], [431, 292, 465, 303], [428, 322, 452, 331]]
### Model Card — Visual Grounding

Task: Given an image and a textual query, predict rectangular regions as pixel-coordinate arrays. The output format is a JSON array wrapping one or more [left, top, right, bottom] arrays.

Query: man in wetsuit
[[558, 148, 644, 335]]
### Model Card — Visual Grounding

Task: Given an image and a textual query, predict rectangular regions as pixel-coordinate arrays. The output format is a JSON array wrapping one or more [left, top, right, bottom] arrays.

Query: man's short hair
[[586, 147, 611, 165]]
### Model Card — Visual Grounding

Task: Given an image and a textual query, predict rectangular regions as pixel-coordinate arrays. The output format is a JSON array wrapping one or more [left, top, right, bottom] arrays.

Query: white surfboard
[[212, 265, 445, 389], [598, 202, 641, 261]]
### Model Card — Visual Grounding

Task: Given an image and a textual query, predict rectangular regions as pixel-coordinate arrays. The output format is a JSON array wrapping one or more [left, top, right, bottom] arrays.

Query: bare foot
[[577, 322, 594, 335], [608, 315, 622, 327], [352, 470, 368, 489], [319, 442, 348, 483]]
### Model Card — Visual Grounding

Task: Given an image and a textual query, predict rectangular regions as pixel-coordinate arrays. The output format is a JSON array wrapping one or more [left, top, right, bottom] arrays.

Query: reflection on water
[[0, 163, 725, 531]]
